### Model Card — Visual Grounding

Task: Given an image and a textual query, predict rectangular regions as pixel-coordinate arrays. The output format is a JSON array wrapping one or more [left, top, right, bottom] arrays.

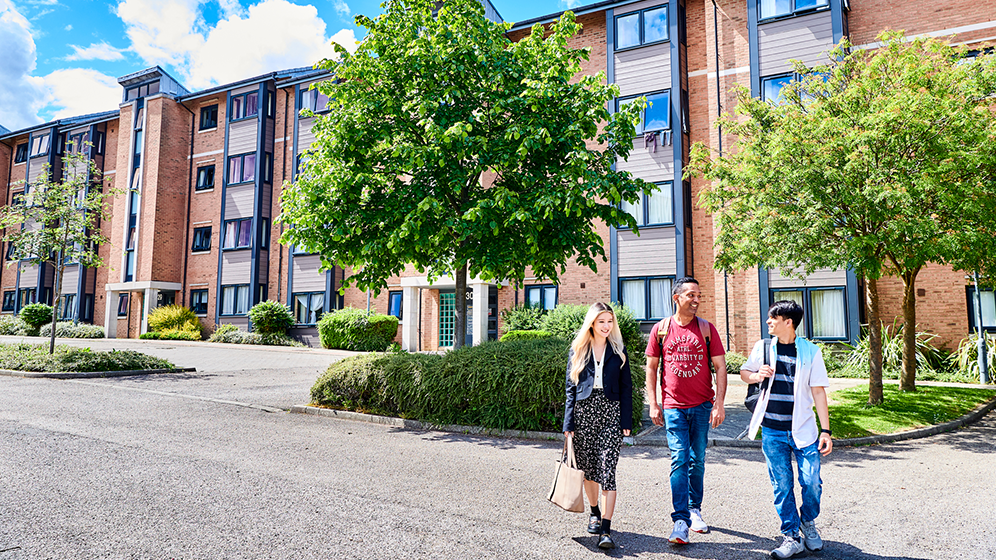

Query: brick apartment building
[[0, 0, 993, 351]]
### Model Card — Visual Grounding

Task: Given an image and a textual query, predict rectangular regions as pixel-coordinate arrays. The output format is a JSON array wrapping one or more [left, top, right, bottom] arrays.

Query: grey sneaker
[[668, 520, 690, 544], [800, 520, 823, 551], [770, 535, 805, 559], [689, 508, 708, 533]]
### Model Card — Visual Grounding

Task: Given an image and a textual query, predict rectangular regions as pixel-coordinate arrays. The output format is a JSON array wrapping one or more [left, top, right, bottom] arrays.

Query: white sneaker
[[770, 535, 805, 559], [800, 520, 823, 551], [688, 508, 709, 533], [668, 520, 689, 544]]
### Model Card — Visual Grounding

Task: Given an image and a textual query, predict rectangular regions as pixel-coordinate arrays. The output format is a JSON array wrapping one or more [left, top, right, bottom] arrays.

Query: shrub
[[538, 303, 646, 369], [19, 303, 54, 332], [147, 305, 201, 334], [207, 325, 304, 346], [499, 305, 546, 334], [843, 322, 945, 377], [951, 333, 996, 383], [725, 351, 747, 376], [39, 322, 105, 339], [500, 329, 553, 342], [0, 315, 30, 336], [317, 308, 399, 351], [248, 300, 295, 335], [140, 329, 201, 341], [0, 343, 174, 372], [311, 337, 646, 432]]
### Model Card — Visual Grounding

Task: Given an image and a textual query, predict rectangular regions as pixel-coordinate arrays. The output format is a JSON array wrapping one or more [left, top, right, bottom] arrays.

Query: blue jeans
[[662, 401, 712, 523], [761, 428, 822, 536]]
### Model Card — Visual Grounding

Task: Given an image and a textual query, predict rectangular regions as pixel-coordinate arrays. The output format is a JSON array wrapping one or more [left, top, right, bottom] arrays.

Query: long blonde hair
[[569, 302, 627, 384]]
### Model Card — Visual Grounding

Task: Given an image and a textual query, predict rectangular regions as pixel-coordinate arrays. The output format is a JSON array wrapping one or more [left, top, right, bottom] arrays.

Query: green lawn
[[828, 384, 996, 439]]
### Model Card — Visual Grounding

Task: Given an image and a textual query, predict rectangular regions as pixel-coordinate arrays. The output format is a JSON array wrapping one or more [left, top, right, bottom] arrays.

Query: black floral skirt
[[573, 389, 622, 491]]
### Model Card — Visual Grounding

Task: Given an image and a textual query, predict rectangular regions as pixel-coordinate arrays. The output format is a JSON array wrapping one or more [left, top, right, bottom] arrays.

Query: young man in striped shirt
[[740, 300, 833, 559]]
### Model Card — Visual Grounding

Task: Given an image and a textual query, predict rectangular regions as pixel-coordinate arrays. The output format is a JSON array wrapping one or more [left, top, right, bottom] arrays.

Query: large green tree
[[280, 0, 651, 348], [0, 142, 116, 353], [689, 33, 996, 403]]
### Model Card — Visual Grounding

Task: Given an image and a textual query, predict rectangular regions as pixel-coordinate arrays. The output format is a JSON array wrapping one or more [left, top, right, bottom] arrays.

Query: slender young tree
[[280, 0, 652, 348], [0, 142, 116, 353], [689, 33, 996, 403]]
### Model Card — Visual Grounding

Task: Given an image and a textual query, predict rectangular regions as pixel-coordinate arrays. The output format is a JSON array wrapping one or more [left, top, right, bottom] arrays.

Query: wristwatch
[[821, 428, 832, 436]]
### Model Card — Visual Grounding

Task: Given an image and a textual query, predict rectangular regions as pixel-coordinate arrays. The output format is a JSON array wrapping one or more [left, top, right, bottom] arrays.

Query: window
[[761, 73, 795, 105], [293, 291, 325, 324], [259, 218, 269, 249], [200, 104, 218, 130], [67, 132, 89, 155], [620, 277, 673, 321], [2, 291, 14, 312], [93, 131, 105, 155], [759, 0, 828, 20], [967, 288, 996, 332], [60, 294, 76, 320], [771, 287, 847, 339], [300, 87, 331, 114], [190, 289, 209, 315], [230, 91, 259, 121], [221, 284, 251, 315], [223, 218, 252, 249], [388, 291, 403, 319], [29, 134, 50, 157], [615, 5, 668, 50], [191, 226, 212, 252], [525, 285, 558, 311], [196, 165, 215, 190], [18, 288, 37, 310], [617, 91, 670, 135], [125, 190, 139, 282], [117, 293, 129, 316], [262, 152, 272, 183], [5, 242, 16, 261], [125, 81, 160, 101], [620, 182, 673, 227], [14, 143, 27, 163], [227, 153, 256, 184]]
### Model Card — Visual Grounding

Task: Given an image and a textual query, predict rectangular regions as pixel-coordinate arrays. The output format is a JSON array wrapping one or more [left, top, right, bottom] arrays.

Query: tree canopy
[[280, 0, 652, 347], [688, 32, 996, 403]]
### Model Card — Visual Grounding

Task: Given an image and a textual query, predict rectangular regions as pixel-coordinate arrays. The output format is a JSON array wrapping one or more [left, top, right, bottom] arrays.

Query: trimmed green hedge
[[0, 343, 174, 372], [140, 329, 202, 341], [317, 308, 399, 351], [725, 351, 747, 376], [39, 322, 105, 339], [207, 323, 304, 346], [499, 329, 553, 342], [311, 337, 645, 432]]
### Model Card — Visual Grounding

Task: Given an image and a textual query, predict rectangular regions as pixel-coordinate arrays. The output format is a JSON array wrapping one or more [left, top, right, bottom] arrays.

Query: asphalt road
[[0, 345, 994, 559]]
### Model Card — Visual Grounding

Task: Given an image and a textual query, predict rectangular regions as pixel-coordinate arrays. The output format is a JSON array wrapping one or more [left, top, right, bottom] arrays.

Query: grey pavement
[[0, 339, 994, 559]]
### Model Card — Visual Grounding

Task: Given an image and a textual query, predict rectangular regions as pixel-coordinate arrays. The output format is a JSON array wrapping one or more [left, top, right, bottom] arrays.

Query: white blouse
[[592, 346, 606, 389]]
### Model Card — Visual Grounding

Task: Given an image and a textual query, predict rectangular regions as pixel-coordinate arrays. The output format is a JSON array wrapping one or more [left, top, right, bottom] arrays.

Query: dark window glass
[[388, 291, 403, 319], [60, 294, 76, 320], [237, 219, 252, 247], [147, 81, 159, 96], [117, 294, 129, 316], [14, 144, 27, 163], [126, 87, 139, 101], [196, 165, 215, 190], [231, 96, 243, 120], [18, 288, 37, 310], [191, 226, 212, 252], [94, 131, 105, 155], [2, 291, 14, 312], [190, 289, 209, 315], [260, 218, 269, 249], [200, 104, 218, 130], [5, 242, 16, 261]]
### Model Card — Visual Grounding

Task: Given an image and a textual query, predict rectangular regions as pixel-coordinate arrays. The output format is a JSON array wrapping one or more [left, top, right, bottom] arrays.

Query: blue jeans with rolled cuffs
[[761, 427, 822, 536], [662, 401, 712, 524]]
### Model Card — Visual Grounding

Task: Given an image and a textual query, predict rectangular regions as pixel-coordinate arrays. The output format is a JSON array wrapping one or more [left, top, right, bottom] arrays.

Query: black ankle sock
[[600, 519, 612, 534], [590, 505, 601, 518]]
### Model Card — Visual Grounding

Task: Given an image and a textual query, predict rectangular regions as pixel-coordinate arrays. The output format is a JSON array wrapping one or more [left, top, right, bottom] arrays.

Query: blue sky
[[0, 0, 574, 132]]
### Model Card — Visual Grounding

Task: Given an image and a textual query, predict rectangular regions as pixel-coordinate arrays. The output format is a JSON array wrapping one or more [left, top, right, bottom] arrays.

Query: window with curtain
[[771, 287, 847, 339], [772, 289, 807, 338], [294, 292, 325, 324], [223, 218, 252, 249], [620, 278, 674, 321], [525, 285, 558, 310], [221, 285, 250, 315], [759, 0, 827, 20], [190, 289, 208, 315], [619, 182, 673, 227]]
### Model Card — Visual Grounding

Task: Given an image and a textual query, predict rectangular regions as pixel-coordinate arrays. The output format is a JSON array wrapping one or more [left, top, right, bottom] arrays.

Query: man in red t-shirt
[[645, 277, 727, 545]]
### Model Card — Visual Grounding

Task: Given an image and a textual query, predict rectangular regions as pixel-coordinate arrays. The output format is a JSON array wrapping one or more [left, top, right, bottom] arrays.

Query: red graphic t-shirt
[[645, 318, 725, 409]]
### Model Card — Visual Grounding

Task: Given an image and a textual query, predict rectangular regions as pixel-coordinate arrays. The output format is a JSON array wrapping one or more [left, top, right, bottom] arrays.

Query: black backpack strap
[[697, 317, 711, 362]]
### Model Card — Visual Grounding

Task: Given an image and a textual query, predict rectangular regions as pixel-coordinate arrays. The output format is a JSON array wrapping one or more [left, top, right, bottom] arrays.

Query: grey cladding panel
[[292, 255, 326, 292], [614, 42, 671, 98], [769, 267, 847, 288], [19, 263, 38, 287], [616, 227, 675, 277], [261, 185, 272, 219], [61, 266, 79, 294], [758, 11, 834, 76], [225, 184, 255, 220], [228, 120, 258, 154], [28, 160, 47, 183], [221, 251, 252, 285], [616, 137, 674, 182], [221, 317, 249, 329], [230, 84, 258, 96], [297, 117, 317, 155]]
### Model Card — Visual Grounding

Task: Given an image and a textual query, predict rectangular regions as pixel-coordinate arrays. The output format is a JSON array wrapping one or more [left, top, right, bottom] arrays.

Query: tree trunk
[[866, 276, 884, 405], [899, 269, 920, 392], [453, 261, 468, 350], [49, 261, 63, 355]]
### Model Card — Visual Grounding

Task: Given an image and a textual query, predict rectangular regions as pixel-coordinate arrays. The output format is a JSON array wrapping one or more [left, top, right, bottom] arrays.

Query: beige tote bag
[[547, 435, 585, 513]]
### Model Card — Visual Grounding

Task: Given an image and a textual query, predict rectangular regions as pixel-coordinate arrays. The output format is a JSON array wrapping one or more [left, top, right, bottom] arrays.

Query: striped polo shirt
[[761, 341, 797, 432]]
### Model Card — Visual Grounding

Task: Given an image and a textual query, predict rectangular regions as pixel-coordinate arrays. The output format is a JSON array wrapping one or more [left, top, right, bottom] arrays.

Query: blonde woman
[[563, 302, 633, 549]]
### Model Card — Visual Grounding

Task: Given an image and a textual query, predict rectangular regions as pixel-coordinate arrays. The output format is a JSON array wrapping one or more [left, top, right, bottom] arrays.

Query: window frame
[[220, 284, 251, 316], [761, 72, 797, 105], [388, 290, 403, 319], [195, 165, 215, 191], [191, 226, 212, 253], [117, 293, 129, 317], [229, 91, 260, 122], [757, 0, 830, 22], [199, 104, 219, 130], [59, 294, 76, 320], [1, 291, 14, 312], [614, 4, 670, 52], [222, 218, 253, 250], [524, 284, 558, 311], [292, 291, 326, 325], [616, 89, 671, 136], [299, 87, 331, 115], [227, 153, 256, 185], [769, 286, 849, 341], [190, 289, 209, 315], [618, 181, 675, 228], [618, 276, 675, 321], [966, 286, 996, 333], [29, 134, 50, 157], [14, 143, 28, 163]]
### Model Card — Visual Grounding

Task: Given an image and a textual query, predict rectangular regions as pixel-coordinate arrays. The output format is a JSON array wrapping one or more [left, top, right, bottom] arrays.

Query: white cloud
[[42, 68, 121, 119], [115, 0, 206, 68], [65, 41, 126, 61], [0, 0, 47, 130], [332, 0, 350, 18], [64, 23, 71, 30]]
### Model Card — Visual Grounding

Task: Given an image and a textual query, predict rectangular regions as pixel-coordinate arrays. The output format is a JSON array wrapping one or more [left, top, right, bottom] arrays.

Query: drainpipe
[[714, 0, 731, 350], [974, 272, 990, 384], [178, 99, 195, 306]]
